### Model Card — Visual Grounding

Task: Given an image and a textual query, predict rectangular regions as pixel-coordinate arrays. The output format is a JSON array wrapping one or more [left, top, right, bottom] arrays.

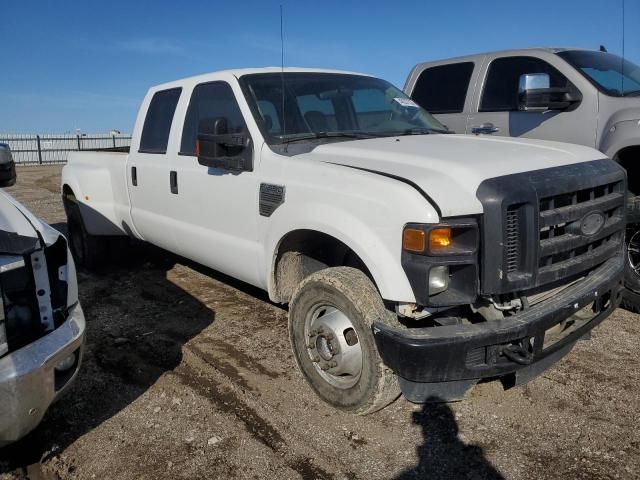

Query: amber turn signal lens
[[403, 228, 426, 252], [429, 227, 452, 251]]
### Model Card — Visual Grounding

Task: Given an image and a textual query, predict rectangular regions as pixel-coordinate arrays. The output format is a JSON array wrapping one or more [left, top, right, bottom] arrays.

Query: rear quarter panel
[[62, 152, 133, 236]]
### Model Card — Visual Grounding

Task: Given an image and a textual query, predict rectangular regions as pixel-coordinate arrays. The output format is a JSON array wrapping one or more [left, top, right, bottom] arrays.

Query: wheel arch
[[268, 225, 414, 305], [613, 145, 640, 196]]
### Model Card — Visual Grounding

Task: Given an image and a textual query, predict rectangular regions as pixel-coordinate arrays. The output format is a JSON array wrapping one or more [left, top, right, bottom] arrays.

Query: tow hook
[[501, 340, 534, 365]]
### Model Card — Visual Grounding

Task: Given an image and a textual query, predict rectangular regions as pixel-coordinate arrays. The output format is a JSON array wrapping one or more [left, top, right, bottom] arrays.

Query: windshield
[[557, 50, 640, 97], [239, 73, 447, 144]]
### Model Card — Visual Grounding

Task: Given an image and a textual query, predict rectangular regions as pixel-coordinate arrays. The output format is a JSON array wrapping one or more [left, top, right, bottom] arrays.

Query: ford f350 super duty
[[405, 48, 640, 312], [0, 144, 85, 445], [62, 68, 625, 413]]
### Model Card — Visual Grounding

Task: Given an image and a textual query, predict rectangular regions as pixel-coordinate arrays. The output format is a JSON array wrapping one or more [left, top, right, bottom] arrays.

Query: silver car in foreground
[[0, 144, 85, 446]]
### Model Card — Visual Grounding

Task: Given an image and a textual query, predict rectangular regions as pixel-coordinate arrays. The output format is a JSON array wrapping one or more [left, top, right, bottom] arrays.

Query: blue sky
[[0, 0, 637, 133]]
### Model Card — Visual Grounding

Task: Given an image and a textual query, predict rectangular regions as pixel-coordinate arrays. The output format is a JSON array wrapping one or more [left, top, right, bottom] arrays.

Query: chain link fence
[[0, 134, 132, 165]]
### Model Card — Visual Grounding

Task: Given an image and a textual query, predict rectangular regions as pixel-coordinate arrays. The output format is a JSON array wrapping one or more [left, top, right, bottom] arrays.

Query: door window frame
[[411, 62, 476, 114], [478, 55, 581, 113], [138, 87, 182, 154], [178, 80, 252, 157]]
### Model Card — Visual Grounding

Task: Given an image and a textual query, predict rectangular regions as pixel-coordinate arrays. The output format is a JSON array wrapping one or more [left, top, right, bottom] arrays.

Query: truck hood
[[0, 189, 78, 307], [303, 134, 607, 217], [0, 189, 62, 252]]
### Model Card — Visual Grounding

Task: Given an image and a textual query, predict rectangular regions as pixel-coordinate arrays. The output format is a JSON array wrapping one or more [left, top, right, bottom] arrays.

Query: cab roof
[[413, 47, 601, 66], [151, 67, 371, 91]]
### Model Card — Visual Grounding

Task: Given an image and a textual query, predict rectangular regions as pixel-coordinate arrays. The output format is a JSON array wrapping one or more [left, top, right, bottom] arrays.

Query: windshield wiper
[[623, 90, 640, 97], [388, 127, 451, 136], [280, 131, 384, 144]]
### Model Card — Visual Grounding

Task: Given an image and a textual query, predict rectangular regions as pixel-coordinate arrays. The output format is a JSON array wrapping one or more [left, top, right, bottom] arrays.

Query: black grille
[[536, 180, 624, 285], [476, 159, 626, 295]]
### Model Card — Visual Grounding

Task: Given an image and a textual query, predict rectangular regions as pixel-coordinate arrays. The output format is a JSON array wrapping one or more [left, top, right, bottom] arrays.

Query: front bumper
[[373, 256, 623, 402], [0, 303, 85, 447]]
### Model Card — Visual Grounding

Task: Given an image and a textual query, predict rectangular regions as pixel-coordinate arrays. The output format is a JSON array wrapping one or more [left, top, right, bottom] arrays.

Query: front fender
[[261, 172, 439, 302]]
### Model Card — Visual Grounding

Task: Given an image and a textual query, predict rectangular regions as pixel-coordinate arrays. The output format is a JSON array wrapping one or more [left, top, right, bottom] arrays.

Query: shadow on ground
[[396, 398, 503, 479], [0, 238, 215, 478]]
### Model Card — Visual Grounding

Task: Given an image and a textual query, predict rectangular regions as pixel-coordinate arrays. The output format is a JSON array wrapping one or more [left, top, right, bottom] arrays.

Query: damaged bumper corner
[[0, 302, 85, 447], [373, 256, 624, 403]]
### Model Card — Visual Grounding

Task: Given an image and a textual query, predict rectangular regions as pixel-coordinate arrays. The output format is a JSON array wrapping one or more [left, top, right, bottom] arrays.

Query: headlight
[[401, 219, 479, 307], [428, 265, 449, 295]]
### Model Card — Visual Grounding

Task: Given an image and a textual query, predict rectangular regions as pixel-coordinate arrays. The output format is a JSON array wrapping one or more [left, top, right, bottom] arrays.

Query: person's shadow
[[396, 398, 504, 479]]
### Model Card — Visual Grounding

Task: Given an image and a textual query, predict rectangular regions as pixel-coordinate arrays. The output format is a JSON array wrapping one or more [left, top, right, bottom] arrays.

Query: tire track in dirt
[[171, 361, 337, 480]]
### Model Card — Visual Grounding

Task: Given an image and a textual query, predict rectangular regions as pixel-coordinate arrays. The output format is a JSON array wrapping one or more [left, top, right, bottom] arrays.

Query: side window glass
[[480, 57, 573, 112], [139, 88, 181, 153], [411, 62, 474, 114], [181, 82, 247, 155]]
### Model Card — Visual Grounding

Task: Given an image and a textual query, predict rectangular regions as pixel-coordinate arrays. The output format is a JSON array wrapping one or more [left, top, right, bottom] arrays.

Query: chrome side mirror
[[518, 73, 550, 94], [518, 73, 578, 111]]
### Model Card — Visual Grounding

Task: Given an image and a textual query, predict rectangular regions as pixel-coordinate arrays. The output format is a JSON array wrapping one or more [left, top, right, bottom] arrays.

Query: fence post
[[76, 134, 82, 151], [36, 135, 43, 164]]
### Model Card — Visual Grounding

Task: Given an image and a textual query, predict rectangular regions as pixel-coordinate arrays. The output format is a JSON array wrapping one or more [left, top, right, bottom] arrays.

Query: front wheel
[[622, 225, 640, 312], [288, 267, 401, 414]]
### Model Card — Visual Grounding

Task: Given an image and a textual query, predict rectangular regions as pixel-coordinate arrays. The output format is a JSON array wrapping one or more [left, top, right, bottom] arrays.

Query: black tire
[[66, 202, 108, 270], [288, 267, 401, 415], [623, 226, 640, 313], [622, 194, 640, 312]]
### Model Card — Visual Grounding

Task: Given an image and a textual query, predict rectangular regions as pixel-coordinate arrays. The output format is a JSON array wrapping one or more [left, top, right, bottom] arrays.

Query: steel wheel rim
[[628, 229, 640, 275], [304, 304, 363, 389]]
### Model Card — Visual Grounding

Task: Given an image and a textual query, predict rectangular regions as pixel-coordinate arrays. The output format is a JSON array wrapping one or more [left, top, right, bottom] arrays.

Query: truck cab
[[62, 68, 625, 413], [405, 48, 640, 309]]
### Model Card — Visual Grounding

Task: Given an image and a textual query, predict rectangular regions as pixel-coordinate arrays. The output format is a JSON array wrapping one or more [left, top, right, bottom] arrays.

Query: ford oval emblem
[[580, 211, 605, 236]]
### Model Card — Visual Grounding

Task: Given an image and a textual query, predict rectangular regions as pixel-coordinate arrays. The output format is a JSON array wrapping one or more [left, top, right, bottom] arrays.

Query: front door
[[467, 55, 597, 148], [167, 80, 262, 286]]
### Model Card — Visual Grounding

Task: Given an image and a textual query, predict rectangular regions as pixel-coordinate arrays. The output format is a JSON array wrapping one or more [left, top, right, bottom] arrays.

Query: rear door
[[127, 87, 181, 252], [467, 54, 597, 146], [407, 61, 478, 133]]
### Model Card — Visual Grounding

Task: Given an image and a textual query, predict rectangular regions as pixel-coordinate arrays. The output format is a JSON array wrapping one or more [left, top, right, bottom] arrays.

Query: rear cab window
[[139, 88, 182, 153], [410, 62, 474, 113]]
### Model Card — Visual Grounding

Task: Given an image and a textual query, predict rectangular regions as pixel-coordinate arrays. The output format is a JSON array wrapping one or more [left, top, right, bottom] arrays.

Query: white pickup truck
[[62, 68, 625, 413]]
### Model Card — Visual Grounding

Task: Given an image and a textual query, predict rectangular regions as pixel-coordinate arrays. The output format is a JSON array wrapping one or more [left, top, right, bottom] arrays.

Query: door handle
[[170, 170, 178, 194], [471, 122, 500, 135], [131, 166, 137, 186]]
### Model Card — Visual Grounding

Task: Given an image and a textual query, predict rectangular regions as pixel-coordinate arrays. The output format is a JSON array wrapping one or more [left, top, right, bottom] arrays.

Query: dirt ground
[[0, 165, 639, 480]]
